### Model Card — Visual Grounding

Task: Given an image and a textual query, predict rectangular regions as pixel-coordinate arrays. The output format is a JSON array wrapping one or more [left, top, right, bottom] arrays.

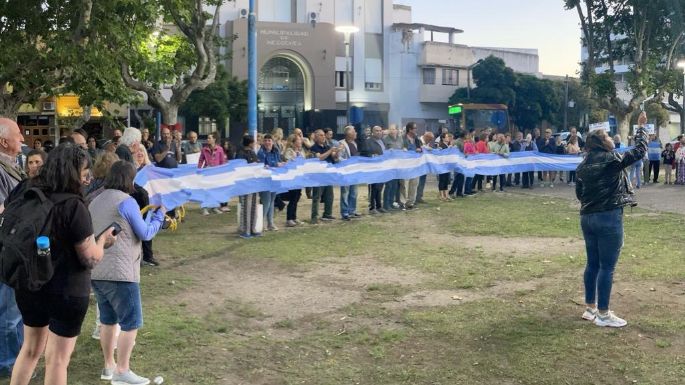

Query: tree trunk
[[0, 106, 18, 121], [0, 94, 23, 121], [161, 104, 179, 126], [618, 115, 631, 141]]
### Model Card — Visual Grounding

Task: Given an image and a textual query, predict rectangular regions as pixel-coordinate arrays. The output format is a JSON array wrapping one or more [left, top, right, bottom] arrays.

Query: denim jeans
[[0, 282, 23, 375], [92, 281, 143, 332], [340, 185, 358, 217], [259, 191, 277, 227], [383, 180, 398, 210], [416, 174, 427, 201], [581, 208, 624, 311], [630, 161, 642, 187]]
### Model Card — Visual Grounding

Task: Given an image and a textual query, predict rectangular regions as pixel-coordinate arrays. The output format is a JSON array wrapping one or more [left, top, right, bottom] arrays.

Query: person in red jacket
[[198, 132, 228, 215]]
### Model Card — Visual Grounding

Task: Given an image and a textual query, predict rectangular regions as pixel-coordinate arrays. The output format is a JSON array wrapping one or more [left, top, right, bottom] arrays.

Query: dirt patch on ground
[[173, 254, 431, 322], [432, 234, 584, 256], [382, 279, 541, 309]]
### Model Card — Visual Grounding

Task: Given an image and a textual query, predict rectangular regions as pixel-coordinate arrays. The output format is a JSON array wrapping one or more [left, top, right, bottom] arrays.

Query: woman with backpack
[[89, 161, 166, 385], [6, 143, 117, 385]]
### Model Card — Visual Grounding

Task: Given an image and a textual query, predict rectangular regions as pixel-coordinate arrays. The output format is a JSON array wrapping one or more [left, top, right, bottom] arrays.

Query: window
[[442, 68, 459, 86], [423, 68, 436, 84], [337, 116, 348, 134], [198, 117, 217, 136], [365, 82, 382, 90], [335, 71, 347, 88]]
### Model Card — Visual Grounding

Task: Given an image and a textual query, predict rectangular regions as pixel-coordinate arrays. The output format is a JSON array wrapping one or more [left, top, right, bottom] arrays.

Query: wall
[[472, 47, 541, 77], [227, 18, 337, 110]]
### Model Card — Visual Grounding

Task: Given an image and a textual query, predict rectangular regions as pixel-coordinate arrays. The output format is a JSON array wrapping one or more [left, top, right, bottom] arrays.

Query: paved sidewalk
[[513, 181, 685, 214]]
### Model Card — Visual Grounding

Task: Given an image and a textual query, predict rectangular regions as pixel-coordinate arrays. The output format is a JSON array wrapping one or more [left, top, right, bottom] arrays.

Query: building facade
[[220, 0, 541, 135]]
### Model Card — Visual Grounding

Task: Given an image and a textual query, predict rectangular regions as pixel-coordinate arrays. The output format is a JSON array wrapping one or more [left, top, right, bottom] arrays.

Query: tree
[[179, 65, 249, 132], [512, 75, 561, 131], [449, 56, 517, 107], [84, 0, 230, 126], [564, 0, 685, 137], [449, 56, 581, 132], [0, 0, 78, 119]]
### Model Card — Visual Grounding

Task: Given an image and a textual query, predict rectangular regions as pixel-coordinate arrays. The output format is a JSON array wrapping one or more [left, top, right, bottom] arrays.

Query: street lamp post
[[564, 75, 569, 131], [466, 59, 483, 99], [335, 25, 359, 126]]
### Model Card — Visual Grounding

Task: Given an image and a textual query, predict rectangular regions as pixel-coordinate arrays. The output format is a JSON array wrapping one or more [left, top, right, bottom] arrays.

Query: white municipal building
[[217, 0, 541, 135]]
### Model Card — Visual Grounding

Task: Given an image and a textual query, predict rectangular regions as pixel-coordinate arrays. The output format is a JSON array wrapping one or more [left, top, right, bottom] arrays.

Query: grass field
[[5, 190, 685, 385]]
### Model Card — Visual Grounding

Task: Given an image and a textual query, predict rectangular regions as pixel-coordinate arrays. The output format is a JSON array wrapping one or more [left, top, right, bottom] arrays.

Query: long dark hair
[[31, 143, 91, 195], [585, 130, 614, 152], [104, 160, 136, 194]]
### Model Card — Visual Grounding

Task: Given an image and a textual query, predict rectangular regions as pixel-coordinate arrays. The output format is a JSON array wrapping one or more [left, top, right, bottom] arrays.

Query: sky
[[398, 0, 582, 77]]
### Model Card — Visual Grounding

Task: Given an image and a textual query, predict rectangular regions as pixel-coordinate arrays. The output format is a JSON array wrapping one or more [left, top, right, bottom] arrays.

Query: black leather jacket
[[575, 128, 647, 215]]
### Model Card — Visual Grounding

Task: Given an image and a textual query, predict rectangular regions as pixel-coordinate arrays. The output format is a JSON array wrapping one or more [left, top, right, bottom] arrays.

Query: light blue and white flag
[[134, 148, 616, 209]]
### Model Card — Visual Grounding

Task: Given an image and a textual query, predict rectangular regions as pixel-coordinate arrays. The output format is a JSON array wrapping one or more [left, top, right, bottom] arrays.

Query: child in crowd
[[661, 143, 675, 185]]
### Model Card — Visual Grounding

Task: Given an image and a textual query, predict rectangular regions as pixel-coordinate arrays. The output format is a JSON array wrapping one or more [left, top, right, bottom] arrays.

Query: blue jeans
[[340, 185, 358, 218], [383, 180, 398, 210], [0, 283, 23, 375], [92, 281, 143, 332], [416, 175, 427, 201], [259, 191, 277, 227], [630, 161, 642, 187], [581, 208, 624, 311]]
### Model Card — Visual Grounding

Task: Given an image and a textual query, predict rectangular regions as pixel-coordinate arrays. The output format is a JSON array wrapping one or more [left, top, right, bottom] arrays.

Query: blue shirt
[[118, 197, 165, 241], [647, 140, 662, 161], [257, 146, 281, 167]]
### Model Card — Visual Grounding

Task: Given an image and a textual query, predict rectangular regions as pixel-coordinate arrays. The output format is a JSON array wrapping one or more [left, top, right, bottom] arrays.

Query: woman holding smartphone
[[575, 112, 648, 328], [88, 161, 165, 385]]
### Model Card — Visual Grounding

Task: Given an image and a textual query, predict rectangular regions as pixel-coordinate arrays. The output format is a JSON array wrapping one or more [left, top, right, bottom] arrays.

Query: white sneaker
[[111, 370, 150, 385], [201, 208, 210, 216], [582, 307, 598, 321], [101, 367, 114, 380], [549, 183, 554, 188], [212, 208, 223, 214], [594, 311, 627, 328], [219, 206, 231, 212]]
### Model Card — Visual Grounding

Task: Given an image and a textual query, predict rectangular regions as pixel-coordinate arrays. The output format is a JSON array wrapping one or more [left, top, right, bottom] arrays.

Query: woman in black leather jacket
[[575, 112, 648, 328]]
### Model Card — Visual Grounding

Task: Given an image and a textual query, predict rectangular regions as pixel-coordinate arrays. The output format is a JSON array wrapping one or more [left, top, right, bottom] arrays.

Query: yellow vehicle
[[448, 103, 511, 134]]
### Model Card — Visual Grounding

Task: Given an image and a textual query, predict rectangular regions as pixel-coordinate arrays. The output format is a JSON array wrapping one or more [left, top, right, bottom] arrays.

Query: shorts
[[14, 290, 89, 338], [91, 281, 143, 331]]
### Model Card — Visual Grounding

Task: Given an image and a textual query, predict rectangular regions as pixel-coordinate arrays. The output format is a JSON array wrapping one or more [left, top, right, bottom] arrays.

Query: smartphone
[[97, 222, 122, 239]]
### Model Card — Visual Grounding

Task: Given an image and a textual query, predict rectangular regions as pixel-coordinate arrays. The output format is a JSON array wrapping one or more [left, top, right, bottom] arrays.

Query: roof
[[392, 23, 463, 34]]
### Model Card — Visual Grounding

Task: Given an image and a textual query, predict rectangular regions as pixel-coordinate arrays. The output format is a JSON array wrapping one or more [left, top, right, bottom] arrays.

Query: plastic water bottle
[[153, 376, 164, 384], [36, 236, 50, 258]]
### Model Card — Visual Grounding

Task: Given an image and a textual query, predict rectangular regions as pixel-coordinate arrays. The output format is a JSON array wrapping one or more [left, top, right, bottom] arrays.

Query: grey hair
[[120, 127, 142, 147], [0, 117, 13, 139], [344, 125, 356, 135]]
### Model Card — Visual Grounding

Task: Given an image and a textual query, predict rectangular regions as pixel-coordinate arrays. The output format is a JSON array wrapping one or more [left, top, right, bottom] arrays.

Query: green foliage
[[179, 66, 249, 127], [449, 57, 592, 130], [449, 56, 516, 107]]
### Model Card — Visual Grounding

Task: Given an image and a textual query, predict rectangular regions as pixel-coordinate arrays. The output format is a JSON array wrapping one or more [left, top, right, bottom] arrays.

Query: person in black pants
[[362, 126, 386, 213]]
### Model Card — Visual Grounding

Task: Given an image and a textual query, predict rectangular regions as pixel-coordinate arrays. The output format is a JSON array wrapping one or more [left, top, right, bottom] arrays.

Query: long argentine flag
[[134, 148, 623, 209]]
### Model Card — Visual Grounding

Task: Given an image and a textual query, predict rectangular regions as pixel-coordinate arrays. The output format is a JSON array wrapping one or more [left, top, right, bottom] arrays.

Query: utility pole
[[247, 0, 257, 138], [564, 75, 569, 132]]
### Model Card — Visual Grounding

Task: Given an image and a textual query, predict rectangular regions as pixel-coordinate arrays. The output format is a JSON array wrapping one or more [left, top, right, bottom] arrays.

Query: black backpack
[[0, 187, 78, 291]]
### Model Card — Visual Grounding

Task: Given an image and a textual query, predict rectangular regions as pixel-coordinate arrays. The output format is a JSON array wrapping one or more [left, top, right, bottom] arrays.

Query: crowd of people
[[0, 113, 683, 383], [1, 119, 166, 385]]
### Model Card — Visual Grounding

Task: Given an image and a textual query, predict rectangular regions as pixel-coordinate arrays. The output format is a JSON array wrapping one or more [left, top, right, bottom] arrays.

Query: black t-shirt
[[151, 141, 179, 169], [310, 143, 335, 163], [5, 189, 94, 297]]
